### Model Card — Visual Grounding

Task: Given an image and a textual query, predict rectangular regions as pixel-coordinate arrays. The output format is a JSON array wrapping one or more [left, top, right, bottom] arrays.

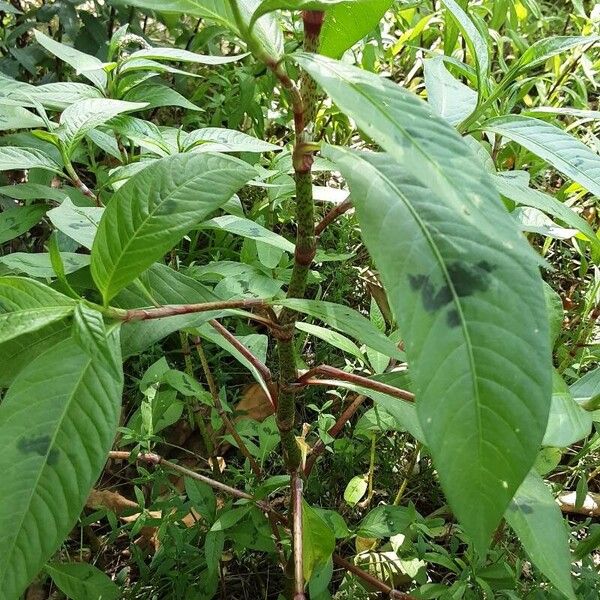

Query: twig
[[291, 471, 305, 599], [107, 298, 266, 322], [296, 365, 414, 402], [332, 554, 417, 599], [208, 319, 273, 393], [195, 337, 263, 477], [315, 198, 353, 236]]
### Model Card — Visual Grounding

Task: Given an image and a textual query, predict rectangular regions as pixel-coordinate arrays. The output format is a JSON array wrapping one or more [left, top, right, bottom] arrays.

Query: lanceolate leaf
[[183, 127, 281, 153], [47, 199, 104, 250], [505, 471, 575, 600], [45, 562, 120, 600], [440, 0, 490, 98], [0, 147, 62, 173], [58, 98, 148, 157], [0, 277, 76, 345], [0, 330, 123, 600], [0, 105, 46, 131], [483, 115, 600, 199], [0, 205, 47, 245], [125, 47, 247, 65], [33, 30, 107, 90], [91, 153, 256, 304]]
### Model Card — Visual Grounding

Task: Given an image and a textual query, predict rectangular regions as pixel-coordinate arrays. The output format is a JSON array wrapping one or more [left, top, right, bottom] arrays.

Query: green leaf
[[319, 0, 393, 58], [184, 127, 281, 153], [343, 475, 368, 506], [122, 82, 200, 112], [91, 152, 256, 304], [296, 321, 365, 363], [483, 116, 600, 200], [507, 36, 600, 80], [570, 367, 600, 410], [123, 0, 283, 60], [58, 98, 147, 157], [0, 330, 123, 599], [0, 204, 47, 245], [319, 0, 394, 58], [276, 298, 403, 360], [574, 524, 600, 560], [492, 172, 600, 253], [186, 478, 217, 523], [424, 57, 477, 126], [543, 371, 592, 448], [0, 146, 63, 173], [357, 505, 413, 539], [295, 53, 552, 551], [45, 562, 120, 600], [440, 0, 490, 98], [33, 30, 107, 90], [250, 0, 347, 27], [29, 82, 104, 111], [0, 277, 76, 345], [0, 183, 69, 203], [210, 505, 251, 532], [303, 500, 335, 581], [125, 47, 246, 65], [47, 199, 103, 250], [543, 281, 564, 344], [505, 471, 575, 600], [205, 530, 224, 574], [0, 105, 46, 131], [0, 252, 90, 278]]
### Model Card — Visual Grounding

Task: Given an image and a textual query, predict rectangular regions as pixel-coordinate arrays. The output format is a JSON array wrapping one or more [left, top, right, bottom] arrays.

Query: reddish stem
[[315, 198, 353, 236]]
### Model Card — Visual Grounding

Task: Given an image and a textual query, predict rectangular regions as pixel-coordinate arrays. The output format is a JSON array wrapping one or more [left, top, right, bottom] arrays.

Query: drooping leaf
[[91, 152, 256, 304], [424, 57, 477, 126], [123, 0, 284, 60], [0, 330, 123, 599], [45, 562, 120, 600], [122, 82, 200, 112], [47, 199, 103, 250], [184, 127, 281, 153], [0, 146, 62, 173], [0, 105, 46, 131], [505, 471, 575, 600], [125, 47, 247, 65], [276, 298, 404, 360], [0, 205, 47, 245], [483, 115, 600, 199], [319, 0, 393, 58], [33, 30, 107, 89], [58, 98, 147, 157], [295, 321, 365, 363], [303, 500, 335, 581], [492, 172, 600, 252], [0, 277, 75, 345], [543, 371, 592, 447]]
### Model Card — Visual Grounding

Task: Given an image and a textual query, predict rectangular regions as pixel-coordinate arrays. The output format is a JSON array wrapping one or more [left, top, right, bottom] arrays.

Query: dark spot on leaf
[[509, 500, 533, 514], [17, 434, 59, 465], [447, 309, 460, 328]]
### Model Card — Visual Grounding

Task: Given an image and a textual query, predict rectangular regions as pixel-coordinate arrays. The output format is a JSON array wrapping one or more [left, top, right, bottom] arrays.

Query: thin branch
[[291, 471, 305, 599], [64, 162, 100, 206], [208, 319, 274, 392], [332, 554, 417, 600], [296, 365, 415, 402], [304, 394, 367, 476], [108, 298, 266, 322], [195, 337, 262, 478], [315, 198, 353, 236]]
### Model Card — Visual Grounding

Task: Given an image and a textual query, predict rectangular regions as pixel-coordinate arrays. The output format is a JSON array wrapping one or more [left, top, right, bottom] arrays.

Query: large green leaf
[[58, 98, 147, 157], [302, 500, 335, 581], [0, 328, 123, 599], [323, 144, 550, 551], [123, 0, 283, 60], [91, 152, 256, 304], [319, 0, 392, 58], [505, 471, 575, 600], [0, 105, 46, 131], [0, 277, 76, 345], [33, 30, 107, 90], [483, 115, 600, 199], [47, 199, 104, 250]]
